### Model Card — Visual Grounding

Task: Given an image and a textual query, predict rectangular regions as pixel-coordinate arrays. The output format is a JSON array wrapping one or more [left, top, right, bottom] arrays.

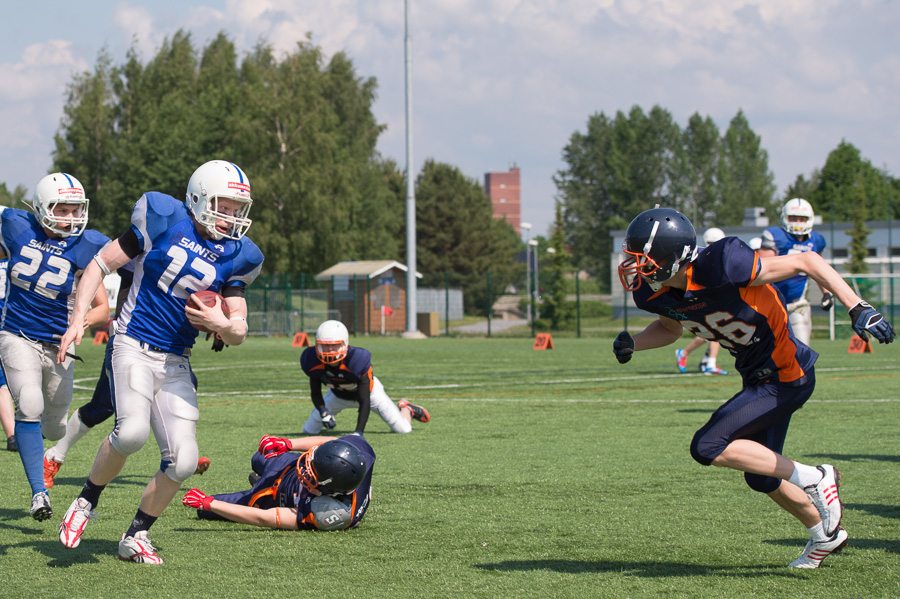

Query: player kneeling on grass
[[301, 320, 430, 435], [183, 434, 373, 531], [614, 207, 895, 569]]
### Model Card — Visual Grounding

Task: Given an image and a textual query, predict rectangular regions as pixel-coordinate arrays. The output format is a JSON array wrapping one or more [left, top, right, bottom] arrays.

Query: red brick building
[[484, 165, 521, 235]]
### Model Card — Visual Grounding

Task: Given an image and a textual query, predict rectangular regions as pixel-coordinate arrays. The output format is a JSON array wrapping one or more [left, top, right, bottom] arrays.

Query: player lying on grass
[[183, 434, 374, 531], [614, 207, 895, 569]]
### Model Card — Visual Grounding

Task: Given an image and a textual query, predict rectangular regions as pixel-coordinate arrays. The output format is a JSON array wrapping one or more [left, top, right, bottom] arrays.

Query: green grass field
[[1, 335, 899, 598]]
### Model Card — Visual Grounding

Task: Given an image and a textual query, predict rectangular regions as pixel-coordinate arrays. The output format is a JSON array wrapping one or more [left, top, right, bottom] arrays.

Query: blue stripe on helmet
[[62, 173, 74, 187], [229, 162, 245, 184]]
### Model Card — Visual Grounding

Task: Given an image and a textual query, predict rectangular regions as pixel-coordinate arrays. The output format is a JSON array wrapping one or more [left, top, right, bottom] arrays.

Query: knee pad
[[109, 418, 151, 456], [745, 472, 781, 494], [163, 441, 200, 483], [14, 384, 44, 421], [689, 429, 721, 466]]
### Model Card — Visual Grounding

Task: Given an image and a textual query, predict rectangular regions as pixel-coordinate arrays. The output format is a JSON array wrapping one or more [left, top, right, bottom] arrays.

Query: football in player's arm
[[182, 434, 374, 531], [614, 207, 893, 569]]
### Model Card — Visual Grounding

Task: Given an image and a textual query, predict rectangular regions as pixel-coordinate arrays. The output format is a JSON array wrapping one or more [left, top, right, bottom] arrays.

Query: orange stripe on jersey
[[739, 283, 806, 383], [685, 263, 706, 292], [366, 365, 374, 391], [309, 364, 325, 372]]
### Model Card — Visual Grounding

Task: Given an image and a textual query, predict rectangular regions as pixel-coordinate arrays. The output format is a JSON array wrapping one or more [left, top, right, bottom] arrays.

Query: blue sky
[[2, 1, 899, 238]]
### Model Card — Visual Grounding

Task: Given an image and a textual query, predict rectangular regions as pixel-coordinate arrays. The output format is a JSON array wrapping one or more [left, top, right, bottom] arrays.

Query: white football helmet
[[30, 173, 90, 237], [185, 160, 253, 241], [782, 198, 814, 237], [702, 227, 725, 245], [316, 320, 349, 364]]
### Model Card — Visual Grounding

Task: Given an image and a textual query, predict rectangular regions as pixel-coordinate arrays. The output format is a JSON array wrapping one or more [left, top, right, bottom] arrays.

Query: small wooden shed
[[315, 260, 422, 334]]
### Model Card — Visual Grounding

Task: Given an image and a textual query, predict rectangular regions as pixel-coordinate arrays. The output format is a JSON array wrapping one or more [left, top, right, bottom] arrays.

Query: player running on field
[[301, 319, 430, 435], [55, 160, 263, 565], [42, 261, 212, 488], [183, 434, 374, 531], [0, 174, 110, 521], [614, 207, 894, 569]]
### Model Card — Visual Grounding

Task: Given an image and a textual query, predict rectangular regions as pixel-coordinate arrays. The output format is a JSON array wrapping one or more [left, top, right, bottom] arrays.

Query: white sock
[[787, 462, 823, 488], [49, 410, 92, 462], [706, 357, 717, 369], [807, 522, 828, 542]]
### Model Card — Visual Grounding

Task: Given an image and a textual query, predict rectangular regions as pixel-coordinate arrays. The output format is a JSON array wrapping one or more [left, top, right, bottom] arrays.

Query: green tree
[[0, 182, 28, 207], [811, 141, 899, 224], [679, 113, 720, 227], [538, 204, 574, 330], [53, 48, 117, 231], [556, 105, 683, 292], [716, 109, 777, 225], [412, 160, 519, 314], [847, 177, 871, 274]]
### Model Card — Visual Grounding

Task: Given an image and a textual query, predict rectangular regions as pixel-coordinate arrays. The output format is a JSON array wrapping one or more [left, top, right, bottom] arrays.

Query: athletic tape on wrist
[[94, 254, 112, 276]]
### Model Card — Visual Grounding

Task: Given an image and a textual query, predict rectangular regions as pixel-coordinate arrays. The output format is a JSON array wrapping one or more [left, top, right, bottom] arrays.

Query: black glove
[[820, 292, 834, 311], [849, 301, 895, 344], [320, 409, 337, 429], [613, 331, 635, 364], [206, 332, 226, 352]]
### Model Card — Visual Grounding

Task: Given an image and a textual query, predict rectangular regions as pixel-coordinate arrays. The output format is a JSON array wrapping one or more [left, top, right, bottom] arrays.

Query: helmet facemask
[[186, 161, 253, 241], [782, 198, 814, 237], [31, 173, 90, 238], [618, 208, 697, 292]]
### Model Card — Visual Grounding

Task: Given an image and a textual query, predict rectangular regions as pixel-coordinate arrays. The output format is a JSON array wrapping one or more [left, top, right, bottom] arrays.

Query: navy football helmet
[[618, 207, 697, 291], [297, 440, 366, 496]]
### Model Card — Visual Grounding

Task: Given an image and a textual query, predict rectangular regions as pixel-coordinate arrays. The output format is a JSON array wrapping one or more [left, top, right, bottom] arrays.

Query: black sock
[[79, 478, 106, 508], [125, 509, 158, 537]]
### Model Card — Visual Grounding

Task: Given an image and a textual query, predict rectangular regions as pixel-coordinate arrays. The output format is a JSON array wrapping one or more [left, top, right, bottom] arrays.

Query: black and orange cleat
[[398, 400, 430, 423], [194, 457, 211, 475]]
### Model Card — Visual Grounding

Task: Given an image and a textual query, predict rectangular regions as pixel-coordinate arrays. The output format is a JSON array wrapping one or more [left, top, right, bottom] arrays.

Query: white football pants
[[303, 375, 411, 434]]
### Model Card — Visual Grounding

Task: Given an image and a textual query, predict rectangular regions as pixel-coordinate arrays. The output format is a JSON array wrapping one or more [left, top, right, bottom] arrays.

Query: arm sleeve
[[222, 286, 245, 299], [117, 229, 141, 259], [354, 369, 372, 433], [309, 377, 326, 413]]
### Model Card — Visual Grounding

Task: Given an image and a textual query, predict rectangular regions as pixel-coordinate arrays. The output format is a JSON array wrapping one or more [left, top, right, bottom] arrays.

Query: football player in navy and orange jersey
[[0, 174, 111, 521], [614, 207, 894, 569], [55, 160, 263, 565], [182, 434, 374, 532], [758, 198, 830, 345], [300, 320, 430, 435]]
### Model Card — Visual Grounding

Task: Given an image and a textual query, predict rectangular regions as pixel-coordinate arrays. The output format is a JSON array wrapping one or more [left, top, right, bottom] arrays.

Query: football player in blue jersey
[[301, 319, 430, 435], [55, 160, 264, 565], [758, 198, 830, 345], [0, 259, 18, 452], [182, 434, 374, 531], [0, 174, 111, 521], [42, 262, 213, 488], [614, 207, 894, 568]]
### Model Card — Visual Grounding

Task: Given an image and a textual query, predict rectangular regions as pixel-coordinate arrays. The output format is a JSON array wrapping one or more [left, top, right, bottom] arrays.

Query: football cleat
[[675, 349, 688, 373], [59, 497, 96, 548], [398, 400, 430, 423], [6, 435, 17, 452], [31, 491, 52, 521], [44, 454, 62, 489], [118, 531, 163, 565], [194, 457, 211, 475], [804, 465, 842, 536], [249, 472, 261, 486], [702, 365, 728, 375], [789, 527, 848, 568]]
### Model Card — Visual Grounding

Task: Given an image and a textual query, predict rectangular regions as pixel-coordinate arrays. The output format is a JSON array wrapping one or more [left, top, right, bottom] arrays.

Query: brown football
[[189, 290, 230, 331]]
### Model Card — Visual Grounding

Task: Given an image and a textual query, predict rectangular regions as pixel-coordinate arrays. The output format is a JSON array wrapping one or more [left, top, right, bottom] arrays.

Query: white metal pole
[[404, 0, 417, 334]]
